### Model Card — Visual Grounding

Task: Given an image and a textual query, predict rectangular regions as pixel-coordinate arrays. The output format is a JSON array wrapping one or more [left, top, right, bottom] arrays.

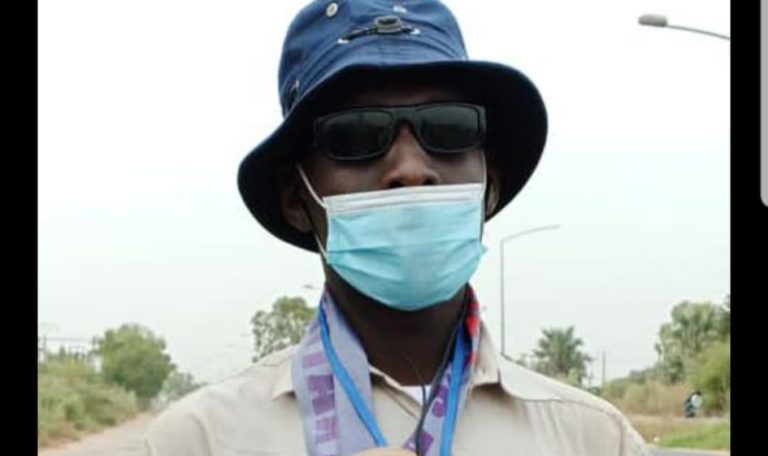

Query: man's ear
[[278, 167, 313, 233], [485, 166, 502, 217]]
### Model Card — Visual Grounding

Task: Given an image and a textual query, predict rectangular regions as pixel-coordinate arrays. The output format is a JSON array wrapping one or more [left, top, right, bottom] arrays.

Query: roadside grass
[[602, 380, 693, 416], [659, 421, 730, 451], [38, 358, 139, 447], [628, 415, 730, 451], [599, 376, 730, 450]]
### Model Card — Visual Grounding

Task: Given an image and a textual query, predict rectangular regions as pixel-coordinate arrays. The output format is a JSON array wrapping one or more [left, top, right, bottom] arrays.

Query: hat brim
[[238, 61, 548, 252]]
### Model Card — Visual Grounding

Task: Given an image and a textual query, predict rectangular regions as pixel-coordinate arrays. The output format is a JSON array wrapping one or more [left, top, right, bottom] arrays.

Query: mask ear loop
[[295, 165, 330, 259], [480, 150, 488, 194], [480, 151, 490, 211], [479, 151, 492, 238]]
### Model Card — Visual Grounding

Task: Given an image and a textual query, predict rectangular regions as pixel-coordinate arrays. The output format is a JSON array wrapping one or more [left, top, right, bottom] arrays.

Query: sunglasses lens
[[317, 104, 484, 160], [322, 111, 393, 159], [419, 105, 484, 152]]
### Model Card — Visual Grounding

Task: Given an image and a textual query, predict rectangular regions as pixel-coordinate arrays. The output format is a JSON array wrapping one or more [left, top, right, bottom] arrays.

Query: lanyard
[[318, 306, 468, 455], [440, 321, 466, 456]]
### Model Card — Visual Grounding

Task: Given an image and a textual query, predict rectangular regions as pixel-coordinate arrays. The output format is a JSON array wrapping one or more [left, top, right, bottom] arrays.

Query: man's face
[[280, 81, 500, 243]]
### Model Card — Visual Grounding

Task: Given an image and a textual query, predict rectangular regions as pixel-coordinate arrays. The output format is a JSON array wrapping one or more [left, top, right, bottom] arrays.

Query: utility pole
[[601, 351, 607, 387], [499, 224, 562, 356]]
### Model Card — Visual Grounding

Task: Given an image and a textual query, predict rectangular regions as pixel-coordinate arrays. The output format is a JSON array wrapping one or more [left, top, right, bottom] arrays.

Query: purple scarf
[[292, 289, 481, 456]]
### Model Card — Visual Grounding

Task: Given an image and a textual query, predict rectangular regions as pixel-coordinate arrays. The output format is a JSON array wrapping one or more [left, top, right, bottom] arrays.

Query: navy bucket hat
[[238, 0, 548, 252]]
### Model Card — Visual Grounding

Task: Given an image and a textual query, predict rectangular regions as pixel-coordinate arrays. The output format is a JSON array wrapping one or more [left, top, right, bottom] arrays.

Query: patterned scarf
[[292, 287, 482, 456]]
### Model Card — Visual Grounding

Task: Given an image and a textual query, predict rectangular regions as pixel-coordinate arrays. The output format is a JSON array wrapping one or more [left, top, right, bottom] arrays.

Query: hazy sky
[[39, 0, 730, 384]]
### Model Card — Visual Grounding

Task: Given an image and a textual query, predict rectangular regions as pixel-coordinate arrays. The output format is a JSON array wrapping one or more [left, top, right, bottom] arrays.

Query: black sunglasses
[[313, 102, 486, 161]]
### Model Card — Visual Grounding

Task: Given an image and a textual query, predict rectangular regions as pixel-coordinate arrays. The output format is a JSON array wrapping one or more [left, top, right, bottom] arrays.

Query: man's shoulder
[[494, 357, 650, 455], [144, 346, 302, 455], [496, 356, 622, 414], [492, 357, 651, 455], [178, 344, 296, 410]]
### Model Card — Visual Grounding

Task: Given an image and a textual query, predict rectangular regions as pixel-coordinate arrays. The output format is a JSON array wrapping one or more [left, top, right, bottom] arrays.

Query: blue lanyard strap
[[440, 322, 468, 456], [318, 306, 388, 447], [319, 305, 470, 455]]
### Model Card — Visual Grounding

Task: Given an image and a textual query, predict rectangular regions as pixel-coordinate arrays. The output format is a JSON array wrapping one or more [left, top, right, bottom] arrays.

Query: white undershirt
[[401, 384, 432, 405]]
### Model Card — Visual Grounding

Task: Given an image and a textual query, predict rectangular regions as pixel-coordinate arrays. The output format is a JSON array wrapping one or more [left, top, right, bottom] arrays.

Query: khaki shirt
[[144, 324, 650, 456]]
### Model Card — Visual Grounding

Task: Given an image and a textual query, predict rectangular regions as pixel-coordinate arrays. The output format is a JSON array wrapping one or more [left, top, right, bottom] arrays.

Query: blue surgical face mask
[[297, 166, 487, 311]]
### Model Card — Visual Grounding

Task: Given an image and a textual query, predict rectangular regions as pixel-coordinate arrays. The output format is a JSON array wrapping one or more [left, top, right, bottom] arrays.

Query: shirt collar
[[271, 320, 558, 401], [471, 321, 560, 400]]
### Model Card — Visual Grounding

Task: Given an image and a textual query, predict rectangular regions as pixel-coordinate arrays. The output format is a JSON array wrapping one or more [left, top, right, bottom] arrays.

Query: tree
[[96, 324, 174, 405], [654, 301, 724, 383], [251, 296, 317, 361], [532, 326, 592, 386], [687, 338, 730, 414], [160, 369, 204, 403], [716, 294, 730, 341], [509, 353, 531, 369]]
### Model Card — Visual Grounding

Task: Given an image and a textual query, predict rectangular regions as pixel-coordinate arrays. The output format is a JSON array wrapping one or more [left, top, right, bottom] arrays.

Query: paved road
[[38, 413, 154, 456], [651, 448, 729, 456], [37, 414, 728, 456]]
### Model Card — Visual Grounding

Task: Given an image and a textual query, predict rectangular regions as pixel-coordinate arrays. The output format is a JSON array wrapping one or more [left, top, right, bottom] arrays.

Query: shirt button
[[326, 2, 339, 18]]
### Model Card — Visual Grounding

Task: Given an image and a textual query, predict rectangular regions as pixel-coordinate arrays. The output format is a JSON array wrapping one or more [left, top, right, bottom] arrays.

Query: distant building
[[37, 336, 101, 371]]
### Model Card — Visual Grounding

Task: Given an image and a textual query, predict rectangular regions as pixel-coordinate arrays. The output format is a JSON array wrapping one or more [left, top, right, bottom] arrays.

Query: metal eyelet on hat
[[326, 2, 339, 18], [337, 14, 416, 43], [374, 15, 405, 34]]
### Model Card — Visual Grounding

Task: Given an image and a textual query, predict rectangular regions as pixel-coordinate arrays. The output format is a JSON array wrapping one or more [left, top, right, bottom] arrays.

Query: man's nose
[[380, 124, 441, 189]]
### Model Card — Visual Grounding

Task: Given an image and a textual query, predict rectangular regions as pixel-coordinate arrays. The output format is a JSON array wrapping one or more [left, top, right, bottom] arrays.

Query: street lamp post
[[499, 224, 561, 357], [638, 14, 730, 41]]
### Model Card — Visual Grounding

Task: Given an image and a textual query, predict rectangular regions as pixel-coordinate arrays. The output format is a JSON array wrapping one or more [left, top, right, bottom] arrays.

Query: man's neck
[[324, 268, 467, 386]]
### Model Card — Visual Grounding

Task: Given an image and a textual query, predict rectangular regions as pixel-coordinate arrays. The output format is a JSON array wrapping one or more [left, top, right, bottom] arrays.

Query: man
[[144, 1, 650, 455], [684, 390, 703, 418]]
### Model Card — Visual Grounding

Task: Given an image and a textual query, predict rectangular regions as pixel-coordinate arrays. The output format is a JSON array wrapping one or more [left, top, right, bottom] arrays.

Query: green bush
[[159, 370, 203, 404], [80, 382, 138, 426], [687, 339, 730, 414], [38, 375, 76, 443], [38, 357, 97, 384], [38, 358, 139, 447], [97, 324, 174, 403]]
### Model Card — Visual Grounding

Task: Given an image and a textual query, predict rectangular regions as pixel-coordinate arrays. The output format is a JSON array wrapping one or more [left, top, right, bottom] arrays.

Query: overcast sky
[[39, 0, 730, 384]]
